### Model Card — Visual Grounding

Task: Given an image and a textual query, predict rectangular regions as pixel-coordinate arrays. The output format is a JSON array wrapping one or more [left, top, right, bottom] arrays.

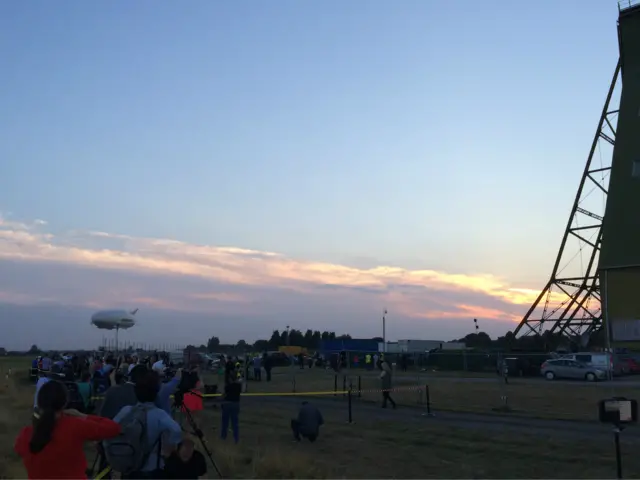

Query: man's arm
[[112, 405, 132, 423], [156, 370, 181, 413], [157, 410, 183, 448]]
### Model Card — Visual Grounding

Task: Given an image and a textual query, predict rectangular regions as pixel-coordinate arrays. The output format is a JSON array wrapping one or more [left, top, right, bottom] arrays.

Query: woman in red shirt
[[14, 380, 121, 479]]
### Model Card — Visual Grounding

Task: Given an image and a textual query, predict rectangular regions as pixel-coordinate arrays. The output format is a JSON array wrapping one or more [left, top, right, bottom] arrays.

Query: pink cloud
[[0, 213, 566, 330]]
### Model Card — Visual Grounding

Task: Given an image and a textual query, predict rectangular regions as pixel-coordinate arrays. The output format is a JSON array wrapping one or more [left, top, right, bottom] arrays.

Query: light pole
[[473, 318, 479, 333], [382, 309, 387, 353]]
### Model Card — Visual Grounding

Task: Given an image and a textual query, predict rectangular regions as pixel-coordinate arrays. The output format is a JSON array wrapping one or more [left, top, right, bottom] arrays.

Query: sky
[[0, 1, 623, 350]]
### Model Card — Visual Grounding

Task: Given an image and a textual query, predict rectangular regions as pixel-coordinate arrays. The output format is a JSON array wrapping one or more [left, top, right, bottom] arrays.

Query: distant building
[[319, 339, 379, 353]]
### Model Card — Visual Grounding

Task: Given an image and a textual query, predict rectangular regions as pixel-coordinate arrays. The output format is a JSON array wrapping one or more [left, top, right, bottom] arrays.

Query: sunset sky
[[0, 1, 619, 349]]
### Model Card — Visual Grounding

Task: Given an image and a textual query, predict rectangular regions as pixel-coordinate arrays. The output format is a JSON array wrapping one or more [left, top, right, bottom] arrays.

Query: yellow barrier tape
[[91, 390, 350, 401], [94, 466, 111, 480], [90, 385, 426, 401]]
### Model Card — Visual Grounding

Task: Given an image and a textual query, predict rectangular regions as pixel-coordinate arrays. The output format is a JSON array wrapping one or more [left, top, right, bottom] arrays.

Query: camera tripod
[[174, 391, 223, 479]]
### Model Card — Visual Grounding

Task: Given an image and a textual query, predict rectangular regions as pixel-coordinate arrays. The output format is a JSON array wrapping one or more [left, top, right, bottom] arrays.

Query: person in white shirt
[[128, 355, 139, 375], [152, 358, 165, 374]]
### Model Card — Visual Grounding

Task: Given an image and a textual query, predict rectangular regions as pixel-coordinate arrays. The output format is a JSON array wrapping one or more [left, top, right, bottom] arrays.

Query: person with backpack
[[14, 380, 121, 479], [100, 364, 181, 420], [106, 369, 182, 479]]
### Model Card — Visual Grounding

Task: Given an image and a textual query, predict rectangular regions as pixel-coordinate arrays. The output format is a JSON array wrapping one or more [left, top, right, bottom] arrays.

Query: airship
[[91, 308, 138, 330], [91, 308, 138, 352]]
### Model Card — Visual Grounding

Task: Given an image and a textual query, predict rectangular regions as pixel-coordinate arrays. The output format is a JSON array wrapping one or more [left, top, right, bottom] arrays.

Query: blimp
[[91, 308, 138, 352]]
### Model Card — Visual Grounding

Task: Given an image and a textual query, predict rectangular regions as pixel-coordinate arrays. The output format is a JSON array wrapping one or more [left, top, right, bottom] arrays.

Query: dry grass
[[4, 358, 640, 478]]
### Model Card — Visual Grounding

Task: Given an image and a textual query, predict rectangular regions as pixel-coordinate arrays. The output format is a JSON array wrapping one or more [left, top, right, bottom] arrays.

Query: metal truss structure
[[513, 61, 621, 338]]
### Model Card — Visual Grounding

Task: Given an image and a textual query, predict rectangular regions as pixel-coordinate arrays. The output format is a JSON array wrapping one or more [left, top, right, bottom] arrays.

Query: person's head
[[30, 381, 68, 453], [80, 370, 91, 383], [177, 437, 195, 462], [129, 364, 148, 384], [134, 370, 161, 403]]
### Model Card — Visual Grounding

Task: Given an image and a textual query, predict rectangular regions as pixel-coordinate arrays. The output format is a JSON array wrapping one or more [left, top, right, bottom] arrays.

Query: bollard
[[342, 375, 347, 397], [357, 375, 362, 398], [348, 385, 353, 423], [334, 374, 338, 396]]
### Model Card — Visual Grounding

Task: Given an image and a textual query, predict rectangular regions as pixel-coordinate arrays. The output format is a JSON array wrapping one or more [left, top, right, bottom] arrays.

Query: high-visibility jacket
[[365, 355, 371, 364]]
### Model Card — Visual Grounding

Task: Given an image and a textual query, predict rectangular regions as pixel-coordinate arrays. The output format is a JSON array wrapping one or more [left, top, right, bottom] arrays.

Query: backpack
[[103, 404, 158, 474]]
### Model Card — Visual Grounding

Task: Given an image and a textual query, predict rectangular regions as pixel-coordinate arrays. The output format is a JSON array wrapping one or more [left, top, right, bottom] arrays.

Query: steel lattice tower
[[514, 2, 640, 338]]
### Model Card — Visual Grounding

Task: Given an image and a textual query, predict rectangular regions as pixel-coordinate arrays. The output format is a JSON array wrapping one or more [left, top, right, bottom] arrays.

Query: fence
[[330, 351, 550, 376], [198, 363, 637, 423]]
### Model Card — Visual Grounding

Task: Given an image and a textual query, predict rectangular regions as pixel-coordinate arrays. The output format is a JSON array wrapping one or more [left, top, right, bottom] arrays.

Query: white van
[[562, 352, 613, 373]]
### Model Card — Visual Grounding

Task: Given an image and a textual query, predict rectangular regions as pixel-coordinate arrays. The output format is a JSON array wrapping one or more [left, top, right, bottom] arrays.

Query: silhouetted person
[[380, 360, 396, 409], [291, 401, 324, 442], [263, 353, 272, 382]]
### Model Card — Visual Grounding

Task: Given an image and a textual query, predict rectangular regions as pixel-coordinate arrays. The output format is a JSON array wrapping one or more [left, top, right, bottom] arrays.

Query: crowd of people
[[15, 350, 327, 479]]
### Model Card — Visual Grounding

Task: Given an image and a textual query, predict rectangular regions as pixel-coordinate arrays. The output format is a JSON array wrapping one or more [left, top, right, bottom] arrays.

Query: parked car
[[618, 356, 640, 374], [560, 352, 614, 374], [541, 359, 606, 381]]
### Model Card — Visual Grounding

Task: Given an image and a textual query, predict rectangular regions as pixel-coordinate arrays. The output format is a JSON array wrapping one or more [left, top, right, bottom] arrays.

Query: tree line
[[202, 329, 373, 353], [199, 326, 597, 354]]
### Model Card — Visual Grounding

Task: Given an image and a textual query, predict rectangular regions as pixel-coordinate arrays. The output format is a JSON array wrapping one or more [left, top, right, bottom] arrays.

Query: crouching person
[[163, 436, 207, 479], [291, 401, 324, 442], [104, 370, 182, 479]]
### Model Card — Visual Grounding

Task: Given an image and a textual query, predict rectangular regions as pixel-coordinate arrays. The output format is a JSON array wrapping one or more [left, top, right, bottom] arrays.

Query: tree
[[236, 339, 248, 350], [206, 336, 220, 352], [303, 329, 314, 348], [269, 330, 281, 348], [289, 329, 304, 346], [28, 344, 40, 354], [253, 339, 270, 352]]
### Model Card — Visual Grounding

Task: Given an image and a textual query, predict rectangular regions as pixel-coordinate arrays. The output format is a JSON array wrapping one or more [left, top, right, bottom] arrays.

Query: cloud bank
[[0, 213, 545, 349]]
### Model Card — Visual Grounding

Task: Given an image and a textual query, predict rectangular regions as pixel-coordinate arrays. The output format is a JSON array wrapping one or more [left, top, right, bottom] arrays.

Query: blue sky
[[0, 1, 622, 349]]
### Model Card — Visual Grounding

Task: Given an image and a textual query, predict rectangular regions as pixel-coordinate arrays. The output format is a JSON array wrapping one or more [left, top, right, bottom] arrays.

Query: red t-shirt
[[14, 415, 121, 479]]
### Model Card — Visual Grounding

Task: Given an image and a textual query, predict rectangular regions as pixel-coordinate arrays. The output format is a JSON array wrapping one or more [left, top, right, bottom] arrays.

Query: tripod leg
[[615, 430, 623, 479]]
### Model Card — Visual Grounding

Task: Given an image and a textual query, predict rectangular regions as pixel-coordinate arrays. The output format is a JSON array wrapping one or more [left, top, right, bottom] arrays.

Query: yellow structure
[[278, 346, 307, 355]]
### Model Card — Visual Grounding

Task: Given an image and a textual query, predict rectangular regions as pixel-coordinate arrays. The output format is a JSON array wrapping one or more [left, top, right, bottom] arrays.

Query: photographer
[[177, 364, 203, 427]]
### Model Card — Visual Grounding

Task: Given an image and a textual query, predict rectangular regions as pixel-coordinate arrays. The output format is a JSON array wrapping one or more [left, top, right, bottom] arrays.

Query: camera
[[172, 367, 200, 408], [599, 397, 638, 425]]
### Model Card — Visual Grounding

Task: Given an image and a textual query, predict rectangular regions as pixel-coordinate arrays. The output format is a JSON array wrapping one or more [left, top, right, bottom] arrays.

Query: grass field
[[3, 356, 640, 478]]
